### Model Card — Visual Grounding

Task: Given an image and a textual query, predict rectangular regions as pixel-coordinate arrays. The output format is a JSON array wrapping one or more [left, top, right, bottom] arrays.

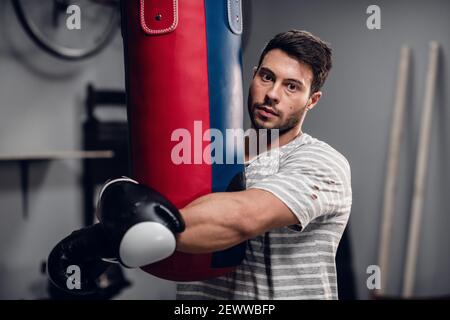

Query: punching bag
[[121, 0, 246, 281]]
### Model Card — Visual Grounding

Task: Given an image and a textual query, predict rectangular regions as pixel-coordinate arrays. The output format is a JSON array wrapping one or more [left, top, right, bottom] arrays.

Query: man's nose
[[265, 83, 281, 105]]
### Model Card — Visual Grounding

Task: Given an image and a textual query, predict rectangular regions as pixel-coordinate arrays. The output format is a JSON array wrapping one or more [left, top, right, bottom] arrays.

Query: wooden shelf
[[0, 150, 115, 218]]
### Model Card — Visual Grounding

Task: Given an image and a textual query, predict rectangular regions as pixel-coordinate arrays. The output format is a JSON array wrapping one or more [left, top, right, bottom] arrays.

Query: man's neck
[[277, 128, 302, 148]]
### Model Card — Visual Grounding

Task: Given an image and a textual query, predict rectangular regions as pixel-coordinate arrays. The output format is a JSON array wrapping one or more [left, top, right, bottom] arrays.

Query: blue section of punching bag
[[204, 0, 245, 193], [204, 0, 246, 268]]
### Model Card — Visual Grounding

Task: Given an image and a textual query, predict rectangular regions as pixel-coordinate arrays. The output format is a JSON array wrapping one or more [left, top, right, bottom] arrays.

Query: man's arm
[[175, 189, 299, 254]]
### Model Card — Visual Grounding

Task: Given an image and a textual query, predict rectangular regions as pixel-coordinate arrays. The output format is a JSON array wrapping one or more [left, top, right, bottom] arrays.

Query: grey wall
[[0, 0, 449, 299], [241, 0, 450, 299]]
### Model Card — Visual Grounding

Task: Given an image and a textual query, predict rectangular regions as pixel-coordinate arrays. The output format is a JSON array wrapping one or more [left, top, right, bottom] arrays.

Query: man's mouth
[[256, 105, 278, 117]]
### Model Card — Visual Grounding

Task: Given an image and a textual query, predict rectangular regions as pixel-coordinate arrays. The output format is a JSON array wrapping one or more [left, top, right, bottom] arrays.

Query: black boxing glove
[[46, 223, 114, 295], [96, 177, 185, 268], [47, 177, 185, 294]]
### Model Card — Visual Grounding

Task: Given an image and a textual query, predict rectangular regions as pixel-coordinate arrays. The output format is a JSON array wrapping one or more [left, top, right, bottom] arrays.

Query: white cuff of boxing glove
[[119, 222, 176, 268]]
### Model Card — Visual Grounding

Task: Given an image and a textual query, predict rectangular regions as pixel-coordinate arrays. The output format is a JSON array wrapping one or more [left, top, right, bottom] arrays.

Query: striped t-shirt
[[176, 132, 352, 300]]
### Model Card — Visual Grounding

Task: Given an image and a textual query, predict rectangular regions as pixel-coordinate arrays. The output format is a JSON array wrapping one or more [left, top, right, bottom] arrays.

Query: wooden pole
[[402, 41, 440, 298], [376, 46, 411, 297]]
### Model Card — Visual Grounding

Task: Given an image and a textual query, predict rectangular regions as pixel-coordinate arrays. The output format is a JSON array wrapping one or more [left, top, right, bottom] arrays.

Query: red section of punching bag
[[125, 0, 211, 205], [123, 0, 235, 281]]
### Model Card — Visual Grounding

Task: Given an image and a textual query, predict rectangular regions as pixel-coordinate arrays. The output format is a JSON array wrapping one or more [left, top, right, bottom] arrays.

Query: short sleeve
[[248, 145, 352, 231]]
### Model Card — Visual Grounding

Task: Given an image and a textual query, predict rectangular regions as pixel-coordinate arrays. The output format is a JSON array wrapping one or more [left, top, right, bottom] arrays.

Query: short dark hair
[[256, 30, 333, 94]]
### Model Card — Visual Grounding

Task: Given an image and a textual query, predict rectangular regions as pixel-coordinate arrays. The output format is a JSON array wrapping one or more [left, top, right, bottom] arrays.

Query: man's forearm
[[175, 192, 249, 254]]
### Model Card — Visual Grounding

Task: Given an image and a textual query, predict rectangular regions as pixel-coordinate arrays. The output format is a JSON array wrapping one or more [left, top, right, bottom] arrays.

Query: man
[[175, 30, 352, 299], [47, 30, 351, 300]]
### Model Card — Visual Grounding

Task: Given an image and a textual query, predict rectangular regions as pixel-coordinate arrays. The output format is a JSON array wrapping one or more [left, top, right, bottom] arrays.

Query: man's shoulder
[[289, 133, 351, 175]]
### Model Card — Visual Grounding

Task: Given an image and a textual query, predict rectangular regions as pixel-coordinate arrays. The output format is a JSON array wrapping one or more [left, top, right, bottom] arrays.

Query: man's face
[[248, 49, 318, 133]]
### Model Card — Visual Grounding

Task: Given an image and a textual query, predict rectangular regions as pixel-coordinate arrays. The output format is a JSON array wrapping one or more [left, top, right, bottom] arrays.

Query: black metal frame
[[82, 83, 130, 226]]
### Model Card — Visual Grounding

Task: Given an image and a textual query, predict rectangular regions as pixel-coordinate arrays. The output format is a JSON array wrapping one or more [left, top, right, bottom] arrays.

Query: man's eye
[[287, 83, 298, 92], [261, 73, 272, 81]]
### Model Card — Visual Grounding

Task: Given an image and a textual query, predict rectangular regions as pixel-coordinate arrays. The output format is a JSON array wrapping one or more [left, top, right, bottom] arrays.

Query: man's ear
[[306, 91, 322, 111]]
